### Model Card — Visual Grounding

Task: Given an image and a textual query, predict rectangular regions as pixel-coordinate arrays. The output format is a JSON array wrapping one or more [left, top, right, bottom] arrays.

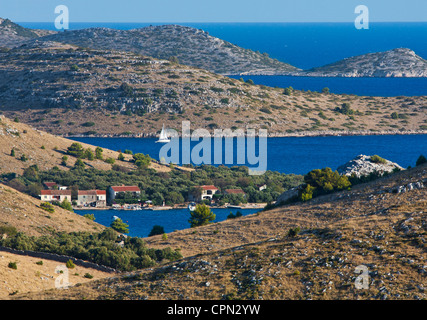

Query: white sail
[[156, 124, 170, 143]]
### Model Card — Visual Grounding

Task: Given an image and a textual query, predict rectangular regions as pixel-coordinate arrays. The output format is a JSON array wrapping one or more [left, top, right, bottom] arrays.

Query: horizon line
[[15, 20, 427, 24]]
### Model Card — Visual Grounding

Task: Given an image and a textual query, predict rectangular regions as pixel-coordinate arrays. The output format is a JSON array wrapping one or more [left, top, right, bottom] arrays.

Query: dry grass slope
[[0, 115, 179, 175], [11, 164, 427, 300]]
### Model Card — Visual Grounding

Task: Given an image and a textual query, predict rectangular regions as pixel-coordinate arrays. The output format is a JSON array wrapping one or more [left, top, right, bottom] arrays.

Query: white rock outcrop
[[337, 154, 403, 178]]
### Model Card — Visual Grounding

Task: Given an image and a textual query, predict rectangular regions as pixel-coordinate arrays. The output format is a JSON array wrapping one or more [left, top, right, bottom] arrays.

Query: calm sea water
[[20, 22, 427, 96], [72, 135, 427, 175], [76, 208, 260, 238], [19, 22, 427, 237]]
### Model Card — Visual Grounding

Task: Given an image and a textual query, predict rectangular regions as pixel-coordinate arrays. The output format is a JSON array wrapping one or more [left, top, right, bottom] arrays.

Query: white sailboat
[[156, 124, 170, 143]]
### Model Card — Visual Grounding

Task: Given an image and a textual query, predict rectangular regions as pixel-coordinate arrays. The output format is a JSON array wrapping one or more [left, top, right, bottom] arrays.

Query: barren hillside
[[0, 42, 426, 137], [10, 163, 427, 300], [0, 115, 175, 176], [0, 183, 104, 237], [299, 48, 427, 77]]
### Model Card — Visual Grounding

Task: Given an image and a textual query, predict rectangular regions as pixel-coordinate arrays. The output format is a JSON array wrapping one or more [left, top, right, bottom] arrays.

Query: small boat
[[227, 205, 242, 209], [156, 124, 170, 143], [188, 202, 196, 212]]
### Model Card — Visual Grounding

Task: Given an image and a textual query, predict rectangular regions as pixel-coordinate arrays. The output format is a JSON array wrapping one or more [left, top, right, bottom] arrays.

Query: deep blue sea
[[72, 135, 427, 176], [22, 22, 426, 237], [76, 208, 260, 238], [20, 22, 427, 96]]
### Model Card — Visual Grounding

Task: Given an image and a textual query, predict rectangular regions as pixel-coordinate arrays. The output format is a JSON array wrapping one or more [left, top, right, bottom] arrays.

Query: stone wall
[[0, 246, 118, 273]]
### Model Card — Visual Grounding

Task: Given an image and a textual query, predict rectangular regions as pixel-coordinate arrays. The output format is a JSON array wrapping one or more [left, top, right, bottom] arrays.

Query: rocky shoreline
[[64, 130, 427, 139]]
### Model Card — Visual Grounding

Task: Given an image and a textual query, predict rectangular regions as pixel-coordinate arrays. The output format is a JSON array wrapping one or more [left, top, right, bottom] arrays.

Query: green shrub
[[66, 259, 75, 269], [84, 148, 95, 161], [0, 224, 17, 237], [189, 204, 216, 228], [111, 218, 129, 234], [416, 155, 427, 166], [59, 199, 73, 212], [84, 214, 95, 221], [74, 158, 85, 168], [287, 227, 301, 238], [81, 122, 95, 127], [0, 229, 182, 272], [8, 262, 17, 270], [300, 167, 351, 201], [105, 158, 116, 165], [335, 103, 354, 115], [67, 143, 85, 158], [370, 155, 387, 164], [283, 87, 293, 96], [40, 202, 55, 213], [148, 225, 165, 237]]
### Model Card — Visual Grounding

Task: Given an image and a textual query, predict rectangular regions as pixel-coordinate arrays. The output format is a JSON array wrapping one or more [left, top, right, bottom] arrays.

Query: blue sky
[[2, 0, 426, 22]]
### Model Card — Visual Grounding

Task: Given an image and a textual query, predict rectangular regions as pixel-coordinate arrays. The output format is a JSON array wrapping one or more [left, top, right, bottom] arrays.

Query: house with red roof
[[77, 190, 107, 207], [40, 190, 72, 203], [107, 185, 140, 205], [188, 185, 219, 202]]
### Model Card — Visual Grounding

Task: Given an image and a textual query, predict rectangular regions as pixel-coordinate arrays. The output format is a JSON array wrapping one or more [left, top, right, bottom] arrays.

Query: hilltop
[[9, 162, 426, 300], [298, 48, 427, 78], [2, 19, 427, 78], [0, 20, 298, 76], [0, 18, 55, 48], [0, 42, 426, 137]]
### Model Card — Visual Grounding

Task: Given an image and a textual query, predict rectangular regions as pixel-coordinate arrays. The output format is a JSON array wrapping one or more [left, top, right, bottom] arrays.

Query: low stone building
[[77, 190, 107, 207], [40, 190, 72, 203]]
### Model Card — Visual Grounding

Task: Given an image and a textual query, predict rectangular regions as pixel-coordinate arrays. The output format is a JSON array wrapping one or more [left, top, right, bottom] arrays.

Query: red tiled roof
[[41, 190, 71, 196], [111, 186, 140, 192], [43, 182, 57, 187], [78, 190, 106, 196], [196, 185, 218, 191], [225, 189, 245, 194]]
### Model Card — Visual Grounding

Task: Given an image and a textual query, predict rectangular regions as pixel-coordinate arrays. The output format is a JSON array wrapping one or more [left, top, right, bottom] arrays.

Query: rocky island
[[0, 20, 299, 76], [2, 19, 426, 78], [297, 48, 427, 77]]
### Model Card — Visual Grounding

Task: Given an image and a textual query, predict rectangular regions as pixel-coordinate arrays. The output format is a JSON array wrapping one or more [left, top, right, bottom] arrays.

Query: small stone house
[[78, 190, 107, 207], [40, 190, 72, 203]]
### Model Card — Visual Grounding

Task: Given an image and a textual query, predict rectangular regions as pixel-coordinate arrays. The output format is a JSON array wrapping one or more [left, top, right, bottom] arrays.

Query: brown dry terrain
[[9, 163, 426, 300], [0, 179, 113, 298], [0, 114, 182, 175], [0, 183, 104, 237], [0, 251, 112, 299], [0, 43, 426, 138]]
